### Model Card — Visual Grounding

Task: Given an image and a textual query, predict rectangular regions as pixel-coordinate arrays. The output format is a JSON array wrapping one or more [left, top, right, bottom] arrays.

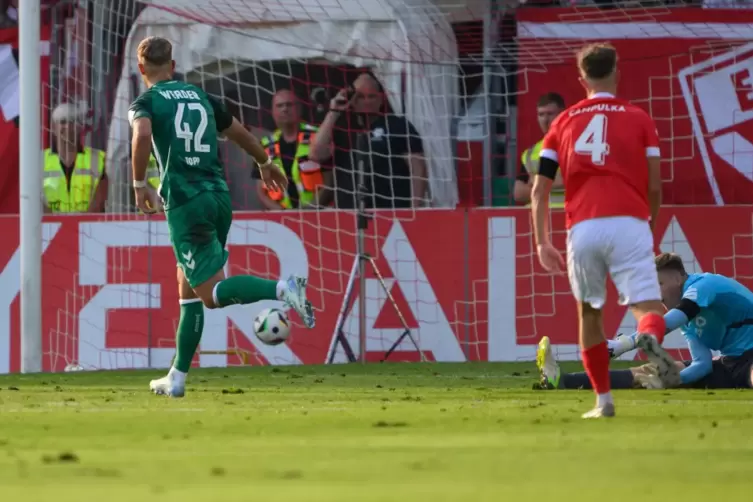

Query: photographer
[[310, 72, 427, 209]]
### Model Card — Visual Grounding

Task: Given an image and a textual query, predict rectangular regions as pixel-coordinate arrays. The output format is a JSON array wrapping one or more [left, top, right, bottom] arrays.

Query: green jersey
[[128, 80, 233, 210]]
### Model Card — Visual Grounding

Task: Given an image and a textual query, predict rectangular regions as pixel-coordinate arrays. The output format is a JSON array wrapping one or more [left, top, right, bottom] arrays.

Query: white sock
[[168, 366, 187, 386], [608, 334, 637, 358], [276, 280, 287, 300], [596, 392, 614, 408]]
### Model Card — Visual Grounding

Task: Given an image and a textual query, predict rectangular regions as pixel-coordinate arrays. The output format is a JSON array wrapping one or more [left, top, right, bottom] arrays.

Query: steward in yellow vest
[[256, 122, 323, 209], [43, 147, 106, 213], [516, 139, 565, 208], [146, 154, 161, 191]]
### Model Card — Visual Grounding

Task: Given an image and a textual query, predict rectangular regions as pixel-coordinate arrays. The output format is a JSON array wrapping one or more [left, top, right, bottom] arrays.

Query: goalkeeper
[[537, 253, 753, 390], [128, 36, 315, 398]]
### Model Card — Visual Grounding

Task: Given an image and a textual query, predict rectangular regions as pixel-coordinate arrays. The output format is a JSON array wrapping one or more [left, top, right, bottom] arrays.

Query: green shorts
[[166, 190, 232, 288]]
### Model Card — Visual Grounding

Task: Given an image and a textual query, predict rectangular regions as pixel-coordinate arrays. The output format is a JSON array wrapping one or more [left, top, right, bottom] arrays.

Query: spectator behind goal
[[310, 72, 428, 209], [514, 92, 566, 206], [43, 103, 108, 213], [253, 90, 330, 210]]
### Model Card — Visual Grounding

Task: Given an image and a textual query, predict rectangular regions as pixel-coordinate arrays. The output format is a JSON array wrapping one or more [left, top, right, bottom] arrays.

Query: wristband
[[133, 179, 147, 188]]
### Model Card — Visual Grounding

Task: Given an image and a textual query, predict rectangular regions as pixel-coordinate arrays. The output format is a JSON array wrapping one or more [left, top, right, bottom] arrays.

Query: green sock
[[174, 300, 205, 373], [214, 275, 280, 307]]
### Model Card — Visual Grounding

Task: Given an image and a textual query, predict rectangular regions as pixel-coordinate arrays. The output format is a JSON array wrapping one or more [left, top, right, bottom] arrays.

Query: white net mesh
[[494, 4, 753, 362], [27, 1, 753, 372]]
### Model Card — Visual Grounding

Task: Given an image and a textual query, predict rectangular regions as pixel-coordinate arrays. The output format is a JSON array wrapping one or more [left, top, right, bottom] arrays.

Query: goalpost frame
[[19, 0, 43, 373]]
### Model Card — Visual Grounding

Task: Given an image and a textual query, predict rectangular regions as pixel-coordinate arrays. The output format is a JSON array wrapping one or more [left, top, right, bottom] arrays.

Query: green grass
[[0, 362, 751, 502]]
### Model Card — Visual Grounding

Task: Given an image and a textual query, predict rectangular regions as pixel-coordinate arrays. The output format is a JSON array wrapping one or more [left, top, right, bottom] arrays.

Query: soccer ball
[[253, 308, 291, 345]]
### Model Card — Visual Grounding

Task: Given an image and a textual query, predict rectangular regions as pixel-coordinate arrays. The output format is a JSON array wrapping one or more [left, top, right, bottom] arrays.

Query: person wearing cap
[[43, 102, 108, 213]]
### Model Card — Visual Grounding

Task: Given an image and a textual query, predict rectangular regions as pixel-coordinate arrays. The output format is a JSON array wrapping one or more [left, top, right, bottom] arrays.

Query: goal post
[[19, 0, 43, 373]]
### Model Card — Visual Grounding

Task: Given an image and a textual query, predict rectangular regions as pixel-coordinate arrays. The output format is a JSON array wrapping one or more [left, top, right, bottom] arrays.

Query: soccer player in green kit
[[128, 36, 315, 398]]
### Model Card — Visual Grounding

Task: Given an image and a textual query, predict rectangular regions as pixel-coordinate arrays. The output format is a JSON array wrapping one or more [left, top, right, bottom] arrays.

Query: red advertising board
[[0, 207, 749, 373], [516, 8, 753, 205]]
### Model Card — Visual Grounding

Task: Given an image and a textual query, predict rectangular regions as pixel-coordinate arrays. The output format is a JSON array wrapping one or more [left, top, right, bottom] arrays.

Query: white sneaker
[[582, 402, 616, 419], [635, 334, 681, 388], [281, 275, 315, 328], [536, 336, 561, 389], [608, 333, 637, 359], [149, 373, 185, 398]]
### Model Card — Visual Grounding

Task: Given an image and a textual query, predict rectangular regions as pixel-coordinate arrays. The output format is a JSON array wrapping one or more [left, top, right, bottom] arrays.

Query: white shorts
[[566, 216, 660, 309]]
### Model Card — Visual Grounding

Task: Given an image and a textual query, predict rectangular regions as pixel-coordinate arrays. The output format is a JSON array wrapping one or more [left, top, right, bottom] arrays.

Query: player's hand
[[259, 162, 288, 192], [537, 243, 565, 273], [329, 88, 353, 112], [134, 187, 157, 214]]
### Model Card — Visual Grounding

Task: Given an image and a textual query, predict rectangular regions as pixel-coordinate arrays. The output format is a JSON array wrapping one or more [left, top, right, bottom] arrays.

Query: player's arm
[[531, 128, 559, 249], [679, 331, 713, 385], [128, 95, 154, 190], [219, 120, 269, 167], [643, 114, 662, 229], [130, 118, 152, 189], [206, 95, 279, 176]]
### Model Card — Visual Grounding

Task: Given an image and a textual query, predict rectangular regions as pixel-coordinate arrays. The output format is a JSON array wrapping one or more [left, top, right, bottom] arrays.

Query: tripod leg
[[368, 257, 427, 362], [326, 258, 359, 364]]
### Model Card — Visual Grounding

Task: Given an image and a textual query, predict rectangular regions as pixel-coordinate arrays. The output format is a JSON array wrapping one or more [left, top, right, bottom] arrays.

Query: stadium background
[[0, 0, 751, 372]]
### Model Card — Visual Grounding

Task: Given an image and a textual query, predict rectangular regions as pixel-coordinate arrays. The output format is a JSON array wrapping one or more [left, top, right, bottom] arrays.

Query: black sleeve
[[676, 298, 701, 321], [516, 163, 529, 183], [207, 94, 234, 132], [537, 157, 559, 180], [404, 119, 424, 155], [330, 114, 350, 168]]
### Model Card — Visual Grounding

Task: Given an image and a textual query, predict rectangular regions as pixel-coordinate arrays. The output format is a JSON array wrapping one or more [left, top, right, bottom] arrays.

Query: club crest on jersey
[[569, 104, 626, 117]]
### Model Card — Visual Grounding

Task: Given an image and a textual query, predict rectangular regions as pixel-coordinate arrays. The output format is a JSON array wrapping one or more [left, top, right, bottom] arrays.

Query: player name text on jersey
[[569, 103, 626, 117], [158, 89, 201, 101]]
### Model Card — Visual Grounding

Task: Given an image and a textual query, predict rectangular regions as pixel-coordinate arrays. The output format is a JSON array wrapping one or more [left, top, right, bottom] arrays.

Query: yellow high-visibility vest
[[43, 147, 104, 213], [521, 139, 565, 208], [260, 123, 323, 209], [147, 155, 161, 190]]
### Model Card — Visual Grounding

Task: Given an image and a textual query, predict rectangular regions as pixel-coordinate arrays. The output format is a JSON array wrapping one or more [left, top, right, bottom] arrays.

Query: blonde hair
[[137, 36, 173, 67]]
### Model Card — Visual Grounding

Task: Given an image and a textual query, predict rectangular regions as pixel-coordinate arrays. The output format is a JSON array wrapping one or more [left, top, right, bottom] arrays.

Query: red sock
[[582, 342, 611, 394], [638, 312, 667, 344]]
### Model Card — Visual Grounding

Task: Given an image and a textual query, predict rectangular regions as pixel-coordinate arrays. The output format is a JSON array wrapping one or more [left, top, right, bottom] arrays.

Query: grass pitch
[[0, 362, 751, 502]]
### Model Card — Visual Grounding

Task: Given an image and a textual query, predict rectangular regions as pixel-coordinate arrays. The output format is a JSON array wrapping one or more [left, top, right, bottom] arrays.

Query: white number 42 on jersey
[[575, 114, 610, 165]]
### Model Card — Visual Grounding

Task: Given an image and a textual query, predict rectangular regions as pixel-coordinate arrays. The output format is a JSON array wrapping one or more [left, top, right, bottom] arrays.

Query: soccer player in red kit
[[530, 43, 678, 418]]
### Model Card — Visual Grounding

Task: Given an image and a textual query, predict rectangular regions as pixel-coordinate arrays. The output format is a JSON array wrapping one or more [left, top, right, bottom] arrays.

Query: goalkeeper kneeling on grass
[[536, 252, 753, 390]]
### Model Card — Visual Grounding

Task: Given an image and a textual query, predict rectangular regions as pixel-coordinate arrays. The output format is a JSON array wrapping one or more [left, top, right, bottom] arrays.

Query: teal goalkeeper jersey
[[128, 80, 233, 210]]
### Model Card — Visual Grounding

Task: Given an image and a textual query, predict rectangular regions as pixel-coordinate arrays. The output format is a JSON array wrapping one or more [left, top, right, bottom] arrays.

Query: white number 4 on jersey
[[575, 113, 610, 165]]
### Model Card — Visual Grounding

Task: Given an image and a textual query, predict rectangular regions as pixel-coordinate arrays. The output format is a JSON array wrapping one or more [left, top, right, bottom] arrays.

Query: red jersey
[[540, 94, 660, 229]]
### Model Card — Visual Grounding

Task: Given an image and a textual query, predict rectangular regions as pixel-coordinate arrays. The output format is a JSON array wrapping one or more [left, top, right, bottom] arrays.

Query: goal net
[[507, 4, 753, 362], [27, 1, 753, 373], [38, 0, 486, 372]]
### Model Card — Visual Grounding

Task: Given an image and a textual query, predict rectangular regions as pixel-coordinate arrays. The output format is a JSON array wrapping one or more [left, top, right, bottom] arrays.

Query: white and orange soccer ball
[[253, 308, 291, 345]]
